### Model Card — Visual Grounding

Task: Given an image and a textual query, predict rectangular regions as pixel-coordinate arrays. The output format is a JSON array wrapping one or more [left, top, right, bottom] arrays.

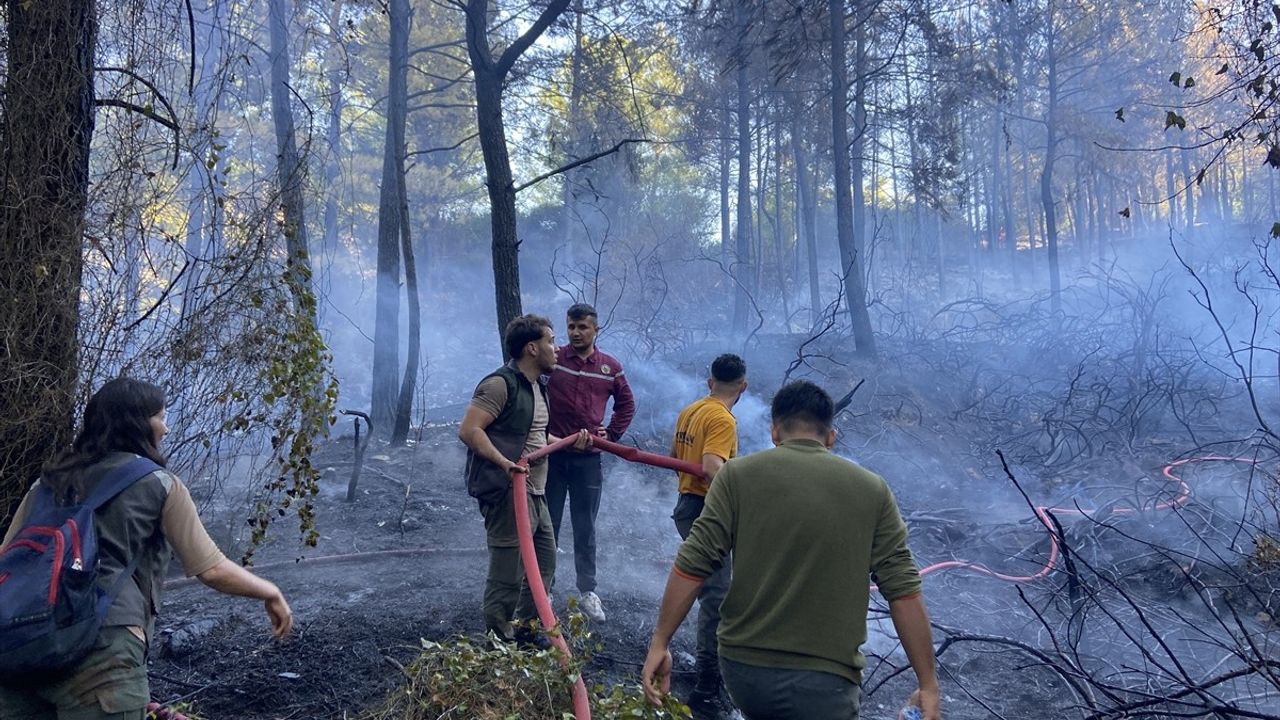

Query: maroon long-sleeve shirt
[[546, 345, 636, 451]]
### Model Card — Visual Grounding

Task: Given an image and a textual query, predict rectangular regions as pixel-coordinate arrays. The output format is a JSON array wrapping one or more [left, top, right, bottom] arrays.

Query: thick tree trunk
[[385, 0, 418, 444], [464, 0, 571, 354], [474, 73, 524, 353], [0, 0, 97, 522], [372, 0, 409, 430], [830, 0, 876, 355]]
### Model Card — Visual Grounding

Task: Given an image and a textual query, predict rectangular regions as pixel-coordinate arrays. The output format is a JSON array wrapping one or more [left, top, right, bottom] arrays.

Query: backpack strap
[[83, 456, 164, 615], [96, 548, 145, 615], [82, 456, 163, 511]]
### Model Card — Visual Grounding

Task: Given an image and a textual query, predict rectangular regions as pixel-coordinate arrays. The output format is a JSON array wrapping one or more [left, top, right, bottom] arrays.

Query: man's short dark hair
[[566, 303, 598, 323], [504, 314, 552, 360], [710, 353, 747, 384], [771, 380, 834, 434]]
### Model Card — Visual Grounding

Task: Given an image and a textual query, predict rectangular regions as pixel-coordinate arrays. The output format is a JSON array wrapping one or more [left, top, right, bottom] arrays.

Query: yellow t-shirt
[[672, 396, 738, 496]]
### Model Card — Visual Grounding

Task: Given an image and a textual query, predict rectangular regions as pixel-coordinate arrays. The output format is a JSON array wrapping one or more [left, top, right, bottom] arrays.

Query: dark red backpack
[[0, 456, 160, 680]]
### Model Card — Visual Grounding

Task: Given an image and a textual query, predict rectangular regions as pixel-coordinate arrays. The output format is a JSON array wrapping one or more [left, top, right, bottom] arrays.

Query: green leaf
[[1271, 222, 1280, 238], [1216, 62, 1229, 75], [1115, 107, 1125, 122], [1184, 76, 1195, 89], [1169, 71, 1181, 86]]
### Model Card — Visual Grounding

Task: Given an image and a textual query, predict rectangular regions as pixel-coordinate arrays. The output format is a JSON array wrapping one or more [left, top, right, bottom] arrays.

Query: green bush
[[364, 612, 690, 720]]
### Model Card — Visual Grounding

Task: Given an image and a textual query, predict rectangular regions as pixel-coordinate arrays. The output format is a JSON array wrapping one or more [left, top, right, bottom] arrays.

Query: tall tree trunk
[[904, 52, 923, 266], [392, 134, 420, 444], [732, 0, 753, 335], [792, 115, 821, 328], [388, 0, 419, 444], [559, 0, 585, 251], [772, 119, 789, 326], [1040, 7, 1062, 315], [851, 9, 869, 295], [324, 0, 346, 271], [720, 93, 732, 267], [465, 0, 572, 353], [0, 0, 97, 522], [474, 72, 523, 352], [372, 0, 409, 430], [1039, 2, 1059, 311], [180, 0, 228, 323], [269, 0, 314, 305], [1002, 121, 1018, 286], [830, 0, 876, 355]]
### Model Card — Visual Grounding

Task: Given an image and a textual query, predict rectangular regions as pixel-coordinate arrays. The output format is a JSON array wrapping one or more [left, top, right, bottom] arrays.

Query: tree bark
[[324, 0, 346, 268], [269, 0, 314, 306], [851, 8, 869, 294], [559, 0, 585, 251], [465, 0, 572, 354], [1040, 6, 1062, 315], [791, 115, 821, 329], [0, 0, 97, 522], [732, 0, 753, 336], [830, 0, 876, 355], [372, 0, 409, 432], [720, 94, 732, 267], [392, 122, 420, 445]]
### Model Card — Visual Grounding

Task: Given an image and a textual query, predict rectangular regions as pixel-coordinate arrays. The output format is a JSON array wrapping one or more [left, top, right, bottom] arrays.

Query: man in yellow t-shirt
[[669, 353, 747, 719]]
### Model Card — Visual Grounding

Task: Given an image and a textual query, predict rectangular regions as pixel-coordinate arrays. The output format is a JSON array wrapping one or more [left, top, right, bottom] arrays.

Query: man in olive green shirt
[[641, 381, 941, 720]]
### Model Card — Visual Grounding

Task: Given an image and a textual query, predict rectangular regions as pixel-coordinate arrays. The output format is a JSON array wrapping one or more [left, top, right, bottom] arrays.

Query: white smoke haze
[[18, 0, 1279, 716]]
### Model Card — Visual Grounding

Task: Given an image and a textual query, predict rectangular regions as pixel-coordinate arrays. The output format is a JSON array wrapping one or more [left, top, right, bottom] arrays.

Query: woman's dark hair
[[43, 377, 168, 499]]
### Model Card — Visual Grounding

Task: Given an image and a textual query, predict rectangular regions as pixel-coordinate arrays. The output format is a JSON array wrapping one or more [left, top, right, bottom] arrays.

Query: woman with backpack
[[0, 377, 292, 719]]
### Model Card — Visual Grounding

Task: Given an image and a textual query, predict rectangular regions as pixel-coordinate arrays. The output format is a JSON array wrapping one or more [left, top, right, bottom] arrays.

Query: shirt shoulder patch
[[600, 364, 611, 375]]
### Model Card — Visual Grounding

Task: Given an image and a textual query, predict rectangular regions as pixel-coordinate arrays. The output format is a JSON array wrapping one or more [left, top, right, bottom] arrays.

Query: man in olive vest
[[459, 314, 590, 643]]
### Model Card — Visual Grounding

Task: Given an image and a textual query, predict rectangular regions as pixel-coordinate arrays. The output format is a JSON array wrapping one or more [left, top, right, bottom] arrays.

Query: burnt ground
[[146, 342, 1275, 720]]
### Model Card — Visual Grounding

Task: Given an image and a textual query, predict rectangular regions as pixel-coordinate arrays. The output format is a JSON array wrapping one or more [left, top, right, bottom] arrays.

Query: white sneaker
[[578, 591, 606, 622]]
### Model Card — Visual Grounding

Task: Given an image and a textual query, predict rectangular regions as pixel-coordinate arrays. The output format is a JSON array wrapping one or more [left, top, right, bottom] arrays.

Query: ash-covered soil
[[146, 340, 1272, 719]]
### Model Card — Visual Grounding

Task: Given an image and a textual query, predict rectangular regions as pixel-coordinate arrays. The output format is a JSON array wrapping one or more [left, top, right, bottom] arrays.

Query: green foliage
[[239, 267, 338, 564], [364, 612, 690, 720]]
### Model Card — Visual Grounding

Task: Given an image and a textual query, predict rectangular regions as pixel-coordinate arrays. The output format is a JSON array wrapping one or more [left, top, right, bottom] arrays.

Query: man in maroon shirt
[[546, 303, 636, 622]]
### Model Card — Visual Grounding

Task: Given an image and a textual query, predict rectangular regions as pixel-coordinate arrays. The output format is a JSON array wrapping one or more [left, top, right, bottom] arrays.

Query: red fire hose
[[511, 435, 703, 720], [906, 455, 1256, 585], [146, 440, 1253, 720]]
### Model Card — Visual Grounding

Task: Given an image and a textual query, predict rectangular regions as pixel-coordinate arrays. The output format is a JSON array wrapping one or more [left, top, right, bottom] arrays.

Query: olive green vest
[[465, 364, 546, 505], [74, 452, 172, 644]]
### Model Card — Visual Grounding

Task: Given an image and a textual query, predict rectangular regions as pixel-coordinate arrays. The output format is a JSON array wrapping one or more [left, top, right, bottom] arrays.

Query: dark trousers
[[545, 453, 603, 593], [673, 493, 731, 681], [721, 657, 862, 720], [480, 489, 556, 639]]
